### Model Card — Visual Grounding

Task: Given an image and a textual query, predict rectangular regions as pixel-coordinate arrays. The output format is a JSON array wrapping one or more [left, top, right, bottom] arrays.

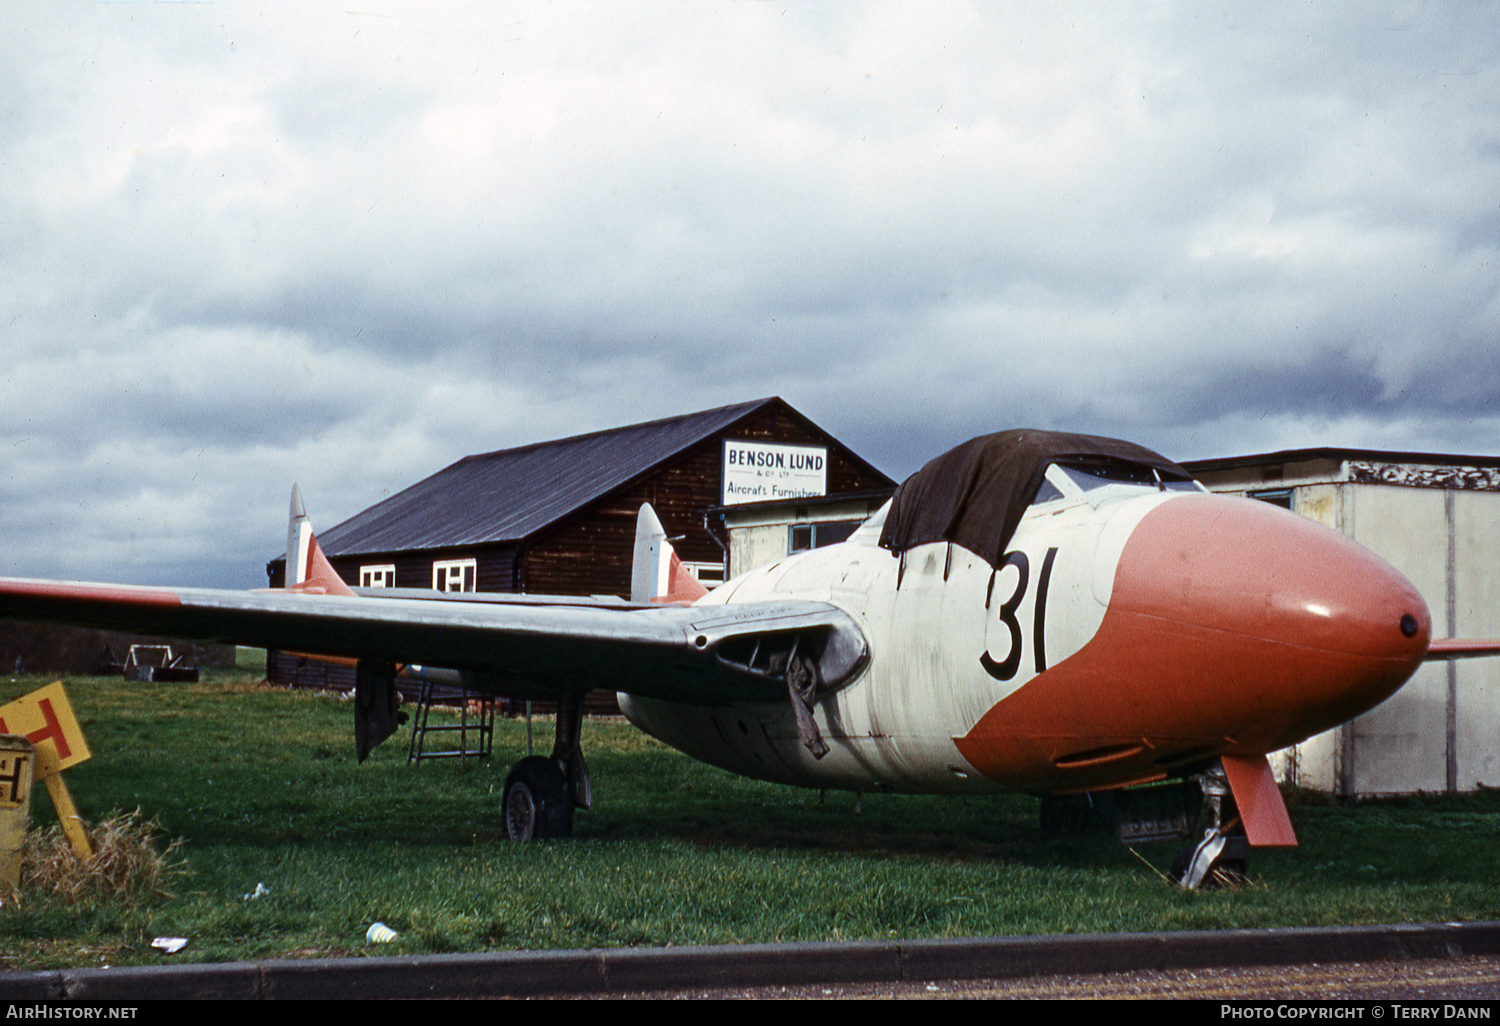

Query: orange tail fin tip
[[631, 504, 710, 605], [284, 485, 355, 597]]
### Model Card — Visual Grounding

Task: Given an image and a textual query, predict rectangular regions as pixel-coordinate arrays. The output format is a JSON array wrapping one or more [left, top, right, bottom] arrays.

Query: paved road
[[592, 955, 1500, 1000], [5, 922, 1500, 1000]]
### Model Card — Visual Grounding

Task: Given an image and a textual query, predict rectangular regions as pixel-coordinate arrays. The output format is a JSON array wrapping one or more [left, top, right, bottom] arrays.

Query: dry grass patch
[[10, 810, 185, 907]]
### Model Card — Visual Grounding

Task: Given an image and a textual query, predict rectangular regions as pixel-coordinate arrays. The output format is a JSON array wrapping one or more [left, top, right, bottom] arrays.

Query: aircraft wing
[[0, 577, 868, 707], [1425, 638, 1500, 660]]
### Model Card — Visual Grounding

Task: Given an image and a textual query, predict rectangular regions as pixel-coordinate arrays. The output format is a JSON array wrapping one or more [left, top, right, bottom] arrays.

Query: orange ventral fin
[[1220, 753, 1297, 847], [285, 484, 355, 598]]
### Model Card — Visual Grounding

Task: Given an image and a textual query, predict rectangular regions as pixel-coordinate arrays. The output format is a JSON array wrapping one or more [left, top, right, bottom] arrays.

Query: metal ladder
[[405, 680, 495, 765]]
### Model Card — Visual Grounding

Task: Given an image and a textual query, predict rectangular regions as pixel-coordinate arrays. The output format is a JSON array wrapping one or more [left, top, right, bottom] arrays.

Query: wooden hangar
[[265, 397, 893, 691]]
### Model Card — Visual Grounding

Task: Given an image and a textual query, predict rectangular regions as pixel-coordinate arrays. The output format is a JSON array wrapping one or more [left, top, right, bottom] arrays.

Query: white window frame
[[360, 564, 397, 588], [787, 520, 862, 555], [432, 558, 477, 592], [680, 560, 726, 588]]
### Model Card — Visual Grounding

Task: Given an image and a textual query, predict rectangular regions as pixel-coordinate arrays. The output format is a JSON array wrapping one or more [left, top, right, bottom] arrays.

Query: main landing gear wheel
[[503, 756, 574, 841]]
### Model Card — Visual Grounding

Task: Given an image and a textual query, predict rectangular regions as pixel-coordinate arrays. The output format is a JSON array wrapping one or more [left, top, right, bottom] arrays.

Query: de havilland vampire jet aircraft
[[3, 429, 1497, 887]]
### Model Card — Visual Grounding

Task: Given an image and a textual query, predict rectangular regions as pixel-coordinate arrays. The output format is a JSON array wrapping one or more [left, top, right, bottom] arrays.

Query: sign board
[[722, 440, 828, 506], [0, 736, 33, 887], [0, 737, 32, 812], [0, 681, 91, 779]]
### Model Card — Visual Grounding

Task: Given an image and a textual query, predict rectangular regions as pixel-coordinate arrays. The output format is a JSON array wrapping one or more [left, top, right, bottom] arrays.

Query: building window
[[360, 564, 397, 588], [681, 561, 726, 588], [1249, 489, 1294, 510], [433, 559, 477, 592], [788, 520, 862, 554]]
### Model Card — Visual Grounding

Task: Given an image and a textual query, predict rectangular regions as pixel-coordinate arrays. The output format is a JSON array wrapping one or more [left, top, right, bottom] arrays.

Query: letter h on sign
[[0, 750, 28, 807]]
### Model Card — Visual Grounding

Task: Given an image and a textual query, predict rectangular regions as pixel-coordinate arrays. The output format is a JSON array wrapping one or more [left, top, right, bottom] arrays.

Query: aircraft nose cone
[[1108, 493, 1430, 751], [953, 491, 1432, 791]]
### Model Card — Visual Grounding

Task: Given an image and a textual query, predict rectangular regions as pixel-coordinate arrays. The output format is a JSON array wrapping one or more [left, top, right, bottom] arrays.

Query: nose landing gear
[[1171, 764, 1251, 889]]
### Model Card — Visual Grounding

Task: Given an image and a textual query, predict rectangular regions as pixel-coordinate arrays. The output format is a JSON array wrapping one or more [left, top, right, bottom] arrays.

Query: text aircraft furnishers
[[4, 430, 1495, 887]]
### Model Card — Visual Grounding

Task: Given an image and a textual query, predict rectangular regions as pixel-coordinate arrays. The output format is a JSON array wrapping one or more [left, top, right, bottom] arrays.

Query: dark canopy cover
[[877, 429, 1191, 567]]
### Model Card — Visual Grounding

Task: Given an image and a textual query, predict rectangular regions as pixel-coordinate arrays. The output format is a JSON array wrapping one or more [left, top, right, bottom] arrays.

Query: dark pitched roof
[[315, 398, 811, 556]]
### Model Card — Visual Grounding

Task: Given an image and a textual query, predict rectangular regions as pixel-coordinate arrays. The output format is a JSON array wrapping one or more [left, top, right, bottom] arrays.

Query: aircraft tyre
[[503, 756, 574, 841], [1169, 846, 1189, 882]]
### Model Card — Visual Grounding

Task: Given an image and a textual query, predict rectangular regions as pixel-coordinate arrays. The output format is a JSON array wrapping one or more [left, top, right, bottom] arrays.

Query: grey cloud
[[3, 3, 1500, 587]]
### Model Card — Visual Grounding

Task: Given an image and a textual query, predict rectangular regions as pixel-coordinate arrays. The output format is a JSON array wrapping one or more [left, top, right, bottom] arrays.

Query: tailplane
[[631, 504, 710, 605], [284, 485, 356, 597], [1426, 638, 1500, 659]]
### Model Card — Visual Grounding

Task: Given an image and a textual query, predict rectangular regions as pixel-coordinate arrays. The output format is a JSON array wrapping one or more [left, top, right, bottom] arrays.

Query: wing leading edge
[[0, 576, 867, 707]]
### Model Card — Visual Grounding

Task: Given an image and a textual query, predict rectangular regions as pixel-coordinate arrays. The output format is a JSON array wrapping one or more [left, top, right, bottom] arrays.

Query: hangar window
[[1249, 488, 1293, 510], [360, 564, 396, 588], [682, 561, 726, 587], [433, 559, 477, 592], [789, 520, 861, 553]]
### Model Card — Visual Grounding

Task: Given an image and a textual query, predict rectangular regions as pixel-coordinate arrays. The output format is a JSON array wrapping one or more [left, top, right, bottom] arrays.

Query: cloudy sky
[[4, 2, 1499, 589]]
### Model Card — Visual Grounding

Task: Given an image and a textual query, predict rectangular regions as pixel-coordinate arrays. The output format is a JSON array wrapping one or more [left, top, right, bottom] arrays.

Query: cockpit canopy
[[877, 429, 1193, 568]]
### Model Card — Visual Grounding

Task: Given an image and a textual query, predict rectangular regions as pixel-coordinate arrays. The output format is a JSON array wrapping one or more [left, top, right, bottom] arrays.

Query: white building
[[720, 490, 895, 581], [1184, 448, 1500, 798]]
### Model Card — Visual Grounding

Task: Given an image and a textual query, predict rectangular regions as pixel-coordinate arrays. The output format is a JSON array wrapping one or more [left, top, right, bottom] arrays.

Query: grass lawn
[[3, 671, 1499, 970]]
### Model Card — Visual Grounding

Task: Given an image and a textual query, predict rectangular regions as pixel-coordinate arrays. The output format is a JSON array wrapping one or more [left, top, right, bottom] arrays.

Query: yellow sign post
[[0, 683, 93, 860], [0, 736, 34, 886]]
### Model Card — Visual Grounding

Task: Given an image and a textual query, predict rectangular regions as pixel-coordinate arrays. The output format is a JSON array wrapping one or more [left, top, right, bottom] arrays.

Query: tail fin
[[285, 484, 356, 597], [631, 504, 710, 605]]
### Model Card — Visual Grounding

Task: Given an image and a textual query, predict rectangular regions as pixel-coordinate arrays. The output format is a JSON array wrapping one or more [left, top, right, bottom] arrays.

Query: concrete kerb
[[600, 939, 901, 993], [260, 949, 606, 1000], [896, 922, 1500, 983], [1, 921, 1497, 999], [65, 962, 262, 1001]]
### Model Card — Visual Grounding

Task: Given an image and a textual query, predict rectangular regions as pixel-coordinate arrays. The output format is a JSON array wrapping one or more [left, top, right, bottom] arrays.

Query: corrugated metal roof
[[315, 398, 785, 556], [1184, 446, 1500, 474]]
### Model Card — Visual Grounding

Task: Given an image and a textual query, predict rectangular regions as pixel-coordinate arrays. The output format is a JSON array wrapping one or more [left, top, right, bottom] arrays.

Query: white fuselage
[[621, 468, 1181, 794]]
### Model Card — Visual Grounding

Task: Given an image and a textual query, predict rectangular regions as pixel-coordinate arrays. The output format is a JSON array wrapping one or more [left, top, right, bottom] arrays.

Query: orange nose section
[[1112, 494, 1430, 742], [954, 494, 1431, 791]]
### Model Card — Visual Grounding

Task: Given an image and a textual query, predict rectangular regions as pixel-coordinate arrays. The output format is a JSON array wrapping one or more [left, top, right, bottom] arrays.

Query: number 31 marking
[[980, 546, 1058, 681]]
